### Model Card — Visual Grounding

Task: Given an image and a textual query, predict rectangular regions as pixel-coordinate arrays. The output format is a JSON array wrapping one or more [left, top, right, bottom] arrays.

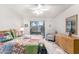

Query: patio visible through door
[[30, 21, 45, 37]]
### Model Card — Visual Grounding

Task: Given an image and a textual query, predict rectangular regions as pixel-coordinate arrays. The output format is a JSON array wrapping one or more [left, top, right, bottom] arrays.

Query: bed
[[0, 35, 43, 54]]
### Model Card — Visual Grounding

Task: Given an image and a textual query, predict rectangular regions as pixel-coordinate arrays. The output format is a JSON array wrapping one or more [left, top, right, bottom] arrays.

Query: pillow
[[0, 33, 6, 42], [10, 30, 16, 38], [0, 38, 6, 42], [4, 32, 13, 40]]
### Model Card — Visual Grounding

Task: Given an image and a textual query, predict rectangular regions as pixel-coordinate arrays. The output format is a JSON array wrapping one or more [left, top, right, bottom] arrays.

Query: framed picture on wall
[[66, 15, 78, 34], [24, 24, 28, 27]]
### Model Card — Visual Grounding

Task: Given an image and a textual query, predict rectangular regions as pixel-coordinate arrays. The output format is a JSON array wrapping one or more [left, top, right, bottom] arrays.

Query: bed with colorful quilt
[[0, 35, 44, 54]]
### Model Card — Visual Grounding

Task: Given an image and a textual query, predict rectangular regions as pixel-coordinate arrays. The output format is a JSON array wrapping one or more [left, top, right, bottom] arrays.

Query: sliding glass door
[[30, 21, 45, 36]]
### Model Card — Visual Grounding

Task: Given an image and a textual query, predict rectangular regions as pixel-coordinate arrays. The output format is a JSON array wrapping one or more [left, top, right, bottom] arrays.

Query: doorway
[[30, 21, 45, 37]]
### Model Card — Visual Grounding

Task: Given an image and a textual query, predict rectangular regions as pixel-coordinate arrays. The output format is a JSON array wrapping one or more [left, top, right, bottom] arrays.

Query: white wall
[[23, 17, 54, 35], [0, 5, 22, 30], [0, 5, 55, 35], [53, 5, 79, 35]]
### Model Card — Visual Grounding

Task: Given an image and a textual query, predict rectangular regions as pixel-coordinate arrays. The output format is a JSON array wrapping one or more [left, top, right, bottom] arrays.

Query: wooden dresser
[[55, 34, 79, 54]]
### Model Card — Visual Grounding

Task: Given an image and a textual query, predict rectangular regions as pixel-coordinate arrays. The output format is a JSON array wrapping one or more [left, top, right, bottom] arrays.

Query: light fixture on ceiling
[[31, 4, 50, 15]]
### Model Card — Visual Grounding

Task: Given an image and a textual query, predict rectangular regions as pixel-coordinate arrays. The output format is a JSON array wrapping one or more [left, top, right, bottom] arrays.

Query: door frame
[[30, 20, 45, 37]]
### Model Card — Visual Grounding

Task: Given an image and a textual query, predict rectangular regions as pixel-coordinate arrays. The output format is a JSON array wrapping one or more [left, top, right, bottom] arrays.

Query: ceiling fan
[[30, 4, 50, 15]]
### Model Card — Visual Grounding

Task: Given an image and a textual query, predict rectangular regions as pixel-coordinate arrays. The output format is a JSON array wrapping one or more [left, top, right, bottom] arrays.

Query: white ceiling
[[4, 4, 73, 18]]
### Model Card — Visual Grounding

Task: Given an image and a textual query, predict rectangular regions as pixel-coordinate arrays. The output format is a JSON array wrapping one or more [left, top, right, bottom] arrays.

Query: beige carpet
[[43, 40, 67, 54]]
